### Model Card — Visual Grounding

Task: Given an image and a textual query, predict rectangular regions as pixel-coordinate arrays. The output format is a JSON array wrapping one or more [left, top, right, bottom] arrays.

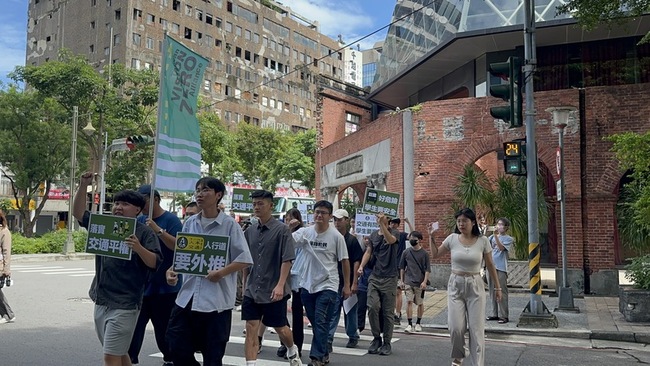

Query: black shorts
[[241, 295, 290, 328]]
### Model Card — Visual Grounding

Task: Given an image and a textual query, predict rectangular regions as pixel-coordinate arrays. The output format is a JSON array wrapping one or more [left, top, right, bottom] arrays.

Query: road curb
[[12, 253, 95, 263], [417, 326, 650, 344]]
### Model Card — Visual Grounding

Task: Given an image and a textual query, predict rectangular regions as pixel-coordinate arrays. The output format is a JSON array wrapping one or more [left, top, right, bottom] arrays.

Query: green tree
[[275, 129, 317, 195], [557, 1, 650, 43], [198, 111, 240, 181], [448, 164, 549, 259], [12, 52, 159, 197], [0, 88, 71, 237], [234, 123, 286, 191]]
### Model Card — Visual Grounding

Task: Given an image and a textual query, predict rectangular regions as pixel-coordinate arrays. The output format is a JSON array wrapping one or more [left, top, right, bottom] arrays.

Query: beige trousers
[[447, 273, 486, 366]]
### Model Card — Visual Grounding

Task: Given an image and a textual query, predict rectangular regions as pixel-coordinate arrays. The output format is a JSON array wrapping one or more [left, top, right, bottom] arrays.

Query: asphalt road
[[2, 259, 649, 366]]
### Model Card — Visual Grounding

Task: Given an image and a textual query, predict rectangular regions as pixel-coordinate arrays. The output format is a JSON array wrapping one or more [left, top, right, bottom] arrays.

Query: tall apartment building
[[26, 0, 345, 132]]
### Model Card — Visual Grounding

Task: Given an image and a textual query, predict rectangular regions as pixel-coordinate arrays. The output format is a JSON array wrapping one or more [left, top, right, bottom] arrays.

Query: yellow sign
[[11, 199, 36, 210]]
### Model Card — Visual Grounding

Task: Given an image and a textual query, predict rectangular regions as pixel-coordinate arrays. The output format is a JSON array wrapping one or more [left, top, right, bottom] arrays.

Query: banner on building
[[172, 232, 230, 276], [85, 214, 135, 260]]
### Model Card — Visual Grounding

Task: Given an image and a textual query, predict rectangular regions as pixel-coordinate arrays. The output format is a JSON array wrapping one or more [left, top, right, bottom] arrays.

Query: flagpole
[[148, 32, 169, 218]]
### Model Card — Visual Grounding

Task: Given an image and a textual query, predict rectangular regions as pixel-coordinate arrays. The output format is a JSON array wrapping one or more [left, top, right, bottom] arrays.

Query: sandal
[[452, 359, 463, 366], [486, 316, 499, 321], [498, 318, 509, 324]]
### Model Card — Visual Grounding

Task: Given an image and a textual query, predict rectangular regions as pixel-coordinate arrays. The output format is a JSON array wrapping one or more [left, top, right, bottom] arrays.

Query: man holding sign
[[73, 172, 162, 366], [165, 177, 253, 366]]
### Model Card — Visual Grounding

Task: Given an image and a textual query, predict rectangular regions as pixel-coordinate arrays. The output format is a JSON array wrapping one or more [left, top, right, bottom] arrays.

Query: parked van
[[273, 196, 315, 222]]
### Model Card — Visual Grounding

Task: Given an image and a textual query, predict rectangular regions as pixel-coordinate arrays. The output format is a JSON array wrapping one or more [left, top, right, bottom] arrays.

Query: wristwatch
[[157, 228, 166, 237]]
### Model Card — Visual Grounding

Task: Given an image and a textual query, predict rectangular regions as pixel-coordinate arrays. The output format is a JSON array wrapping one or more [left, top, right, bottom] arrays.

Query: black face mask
[[409, 239, 419, 246]]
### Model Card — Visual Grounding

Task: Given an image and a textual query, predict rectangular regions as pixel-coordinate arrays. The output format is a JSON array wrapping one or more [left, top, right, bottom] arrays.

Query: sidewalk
[[414, 289, 650, 344]]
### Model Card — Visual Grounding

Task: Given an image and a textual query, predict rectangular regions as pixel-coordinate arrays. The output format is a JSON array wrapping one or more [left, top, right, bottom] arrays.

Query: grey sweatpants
[[487, 269, 509, 319], [367, 274, 398, 343], [447, 273, 486, 366], [0, 288, 14, 319]]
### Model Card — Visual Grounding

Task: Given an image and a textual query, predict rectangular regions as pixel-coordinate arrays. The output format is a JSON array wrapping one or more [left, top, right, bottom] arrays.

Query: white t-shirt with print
[[294, 225, 349, 293]]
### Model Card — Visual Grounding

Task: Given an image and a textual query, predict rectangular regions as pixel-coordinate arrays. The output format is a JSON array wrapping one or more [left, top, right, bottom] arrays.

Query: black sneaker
[[379, 343, 392, 356], [346, 338, 358, 348], [277, 344, 288, 358], [368, 337, 382, 354], [393, 314, 401, 326]]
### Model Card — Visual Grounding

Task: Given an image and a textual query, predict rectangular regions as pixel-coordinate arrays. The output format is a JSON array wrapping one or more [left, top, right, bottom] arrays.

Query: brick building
[[26, 0, 344, 131], [315, 0, 650, 295]]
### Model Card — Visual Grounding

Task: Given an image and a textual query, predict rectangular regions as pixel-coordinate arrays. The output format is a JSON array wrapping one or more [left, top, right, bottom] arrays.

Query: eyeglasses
[[314, 210, 330, 216], [195, 187, 213, 195]]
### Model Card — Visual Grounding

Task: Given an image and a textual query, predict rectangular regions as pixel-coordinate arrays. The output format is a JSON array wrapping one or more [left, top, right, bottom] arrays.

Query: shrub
[[11, 230, 88, 254], [625, 254, 650, 290]]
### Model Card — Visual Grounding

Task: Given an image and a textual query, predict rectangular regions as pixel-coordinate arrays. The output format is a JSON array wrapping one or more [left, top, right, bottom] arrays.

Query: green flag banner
[[85, 214, 136, 260], [172, 232, 230, 276], [362, 188, 400, 218], [154, 35, 209, 192]]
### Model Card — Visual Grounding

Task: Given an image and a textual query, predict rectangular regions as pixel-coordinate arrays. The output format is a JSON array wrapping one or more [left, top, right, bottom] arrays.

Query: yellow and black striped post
[[528, 242, 541, 296]]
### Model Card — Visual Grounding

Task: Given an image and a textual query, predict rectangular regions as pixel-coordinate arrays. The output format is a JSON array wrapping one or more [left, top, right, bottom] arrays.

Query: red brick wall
[[316, 82, 650, 274]]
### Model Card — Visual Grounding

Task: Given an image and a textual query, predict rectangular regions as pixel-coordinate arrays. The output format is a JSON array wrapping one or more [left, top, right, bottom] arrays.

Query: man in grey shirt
[[242, 190, 302, 366], [358, 213, 399, 356]]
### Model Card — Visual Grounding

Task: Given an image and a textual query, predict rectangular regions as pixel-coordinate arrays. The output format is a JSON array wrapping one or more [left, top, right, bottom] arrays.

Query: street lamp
[[64, 107, 80, 255], [64, 109, 96, 255], [547, 106, 579, 313]]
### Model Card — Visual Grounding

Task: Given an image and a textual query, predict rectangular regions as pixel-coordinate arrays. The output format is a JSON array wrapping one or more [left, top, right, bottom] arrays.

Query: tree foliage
[[448, 164, 549, 259], [0, 88, 72, 237], [557, 1, 650, 43], [198, 111, 240, 182], [608, 132, 650, 255]]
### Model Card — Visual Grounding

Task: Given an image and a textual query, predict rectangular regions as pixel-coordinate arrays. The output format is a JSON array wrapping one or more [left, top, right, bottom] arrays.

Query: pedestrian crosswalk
[[11, 265, 95, 277], [149, 331, 400, 365]]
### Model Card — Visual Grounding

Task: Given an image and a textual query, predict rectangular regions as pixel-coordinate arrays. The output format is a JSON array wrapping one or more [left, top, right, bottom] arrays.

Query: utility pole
[[517, 0, 558, 327]]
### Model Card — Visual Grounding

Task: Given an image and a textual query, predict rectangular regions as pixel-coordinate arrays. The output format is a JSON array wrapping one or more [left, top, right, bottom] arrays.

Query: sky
[[0, 0, 397, 84]]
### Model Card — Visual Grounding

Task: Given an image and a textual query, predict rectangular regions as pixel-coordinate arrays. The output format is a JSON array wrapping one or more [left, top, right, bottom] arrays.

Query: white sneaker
[[0, 317, 7, 324], [288, 353, 302, 366], [404, 324, 413, 333], [235, 305, 242, 312], [414, 324, 422, 332]]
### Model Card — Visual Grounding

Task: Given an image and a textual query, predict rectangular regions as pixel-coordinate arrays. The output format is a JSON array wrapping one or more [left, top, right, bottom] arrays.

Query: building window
[[146, 13, 155, 24], [89, 44, 95, 53], [113, 34, 120, 45], [224, 110, 231, 121], [225, 22, 232, 32], [262, 96, 268, 106], [345, 112, 360, 136], [185, 5, 192, 16], [245, 29, 251, 40], [146, 37, 154, 49], [131, 58, 141, 69], [172, 0, 180, 11], [253, 33, 259, 43], [184, 27, 192, 40], [132, 33, 141, 46], [171, 23, 180, 34], [204, 80, 211, 91], [215, 17, 222, 28], [236, 26, 242, 36], [90, 21, 96, 29]]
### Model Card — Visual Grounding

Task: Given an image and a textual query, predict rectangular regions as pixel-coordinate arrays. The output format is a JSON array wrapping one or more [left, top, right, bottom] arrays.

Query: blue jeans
[[328, 295, 359, 343], [301, 289, 338, 361]]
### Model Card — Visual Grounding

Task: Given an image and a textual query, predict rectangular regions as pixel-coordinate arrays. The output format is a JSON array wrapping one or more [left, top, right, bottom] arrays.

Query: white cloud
[[282, 1, 374, 40]]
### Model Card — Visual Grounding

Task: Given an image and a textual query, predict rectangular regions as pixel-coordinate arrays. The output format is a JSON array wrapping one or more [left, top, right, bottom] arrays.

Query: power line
[[199, 0, 436, 111]]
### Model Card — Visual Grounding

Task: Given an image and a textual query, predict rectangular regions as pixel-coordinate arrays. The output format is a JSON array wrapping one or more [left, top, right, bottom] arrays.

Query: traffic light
[[503, 140, 526, 176], [489, 57, 523, 128], [125, 135, 154, 150]]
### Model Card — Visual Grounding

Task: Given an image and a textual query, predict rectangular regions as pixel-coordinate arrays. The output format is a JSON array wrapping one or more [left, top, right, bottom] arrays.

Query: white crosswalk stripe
[[150, 332, 400, 364], [11, 265, 95, 277]]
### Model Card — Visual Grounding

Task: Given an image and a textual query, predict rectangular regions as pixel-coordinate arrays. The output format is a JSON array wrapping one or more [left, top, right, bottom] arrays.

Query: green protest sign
[[232, 188, 256, 213], [362, 188, 400, 218], [173, 232, 230, 276], [85, 214, 135, 260]]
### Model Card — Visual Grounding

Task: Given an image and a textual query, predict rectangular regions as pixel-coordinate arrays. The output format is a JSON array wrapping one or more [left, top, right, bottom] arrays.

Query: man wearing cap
[[328, 209, 364, 349], [128, 185, 183, 365], [72, 172, 162, 366]]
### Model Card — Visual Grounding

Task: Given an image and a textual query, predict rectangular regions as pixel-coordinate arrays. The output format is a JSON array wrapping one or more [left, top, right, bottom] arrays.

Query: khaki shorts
[[94, 304, 139, 356], [405, 286, 424, 306]]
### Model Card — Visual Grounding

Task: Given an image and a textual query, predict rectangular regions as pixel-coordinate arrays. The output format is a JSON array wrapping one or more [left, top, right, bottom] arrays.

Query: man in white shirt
[[291, 200, 350, 366], [165, 177, 253, 366]]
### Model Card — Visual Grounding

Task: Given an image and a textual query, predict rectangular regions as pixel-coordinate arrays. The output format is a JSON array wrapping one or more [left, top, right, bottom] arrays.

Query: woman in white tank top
[[428, 208, 502, 366]]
